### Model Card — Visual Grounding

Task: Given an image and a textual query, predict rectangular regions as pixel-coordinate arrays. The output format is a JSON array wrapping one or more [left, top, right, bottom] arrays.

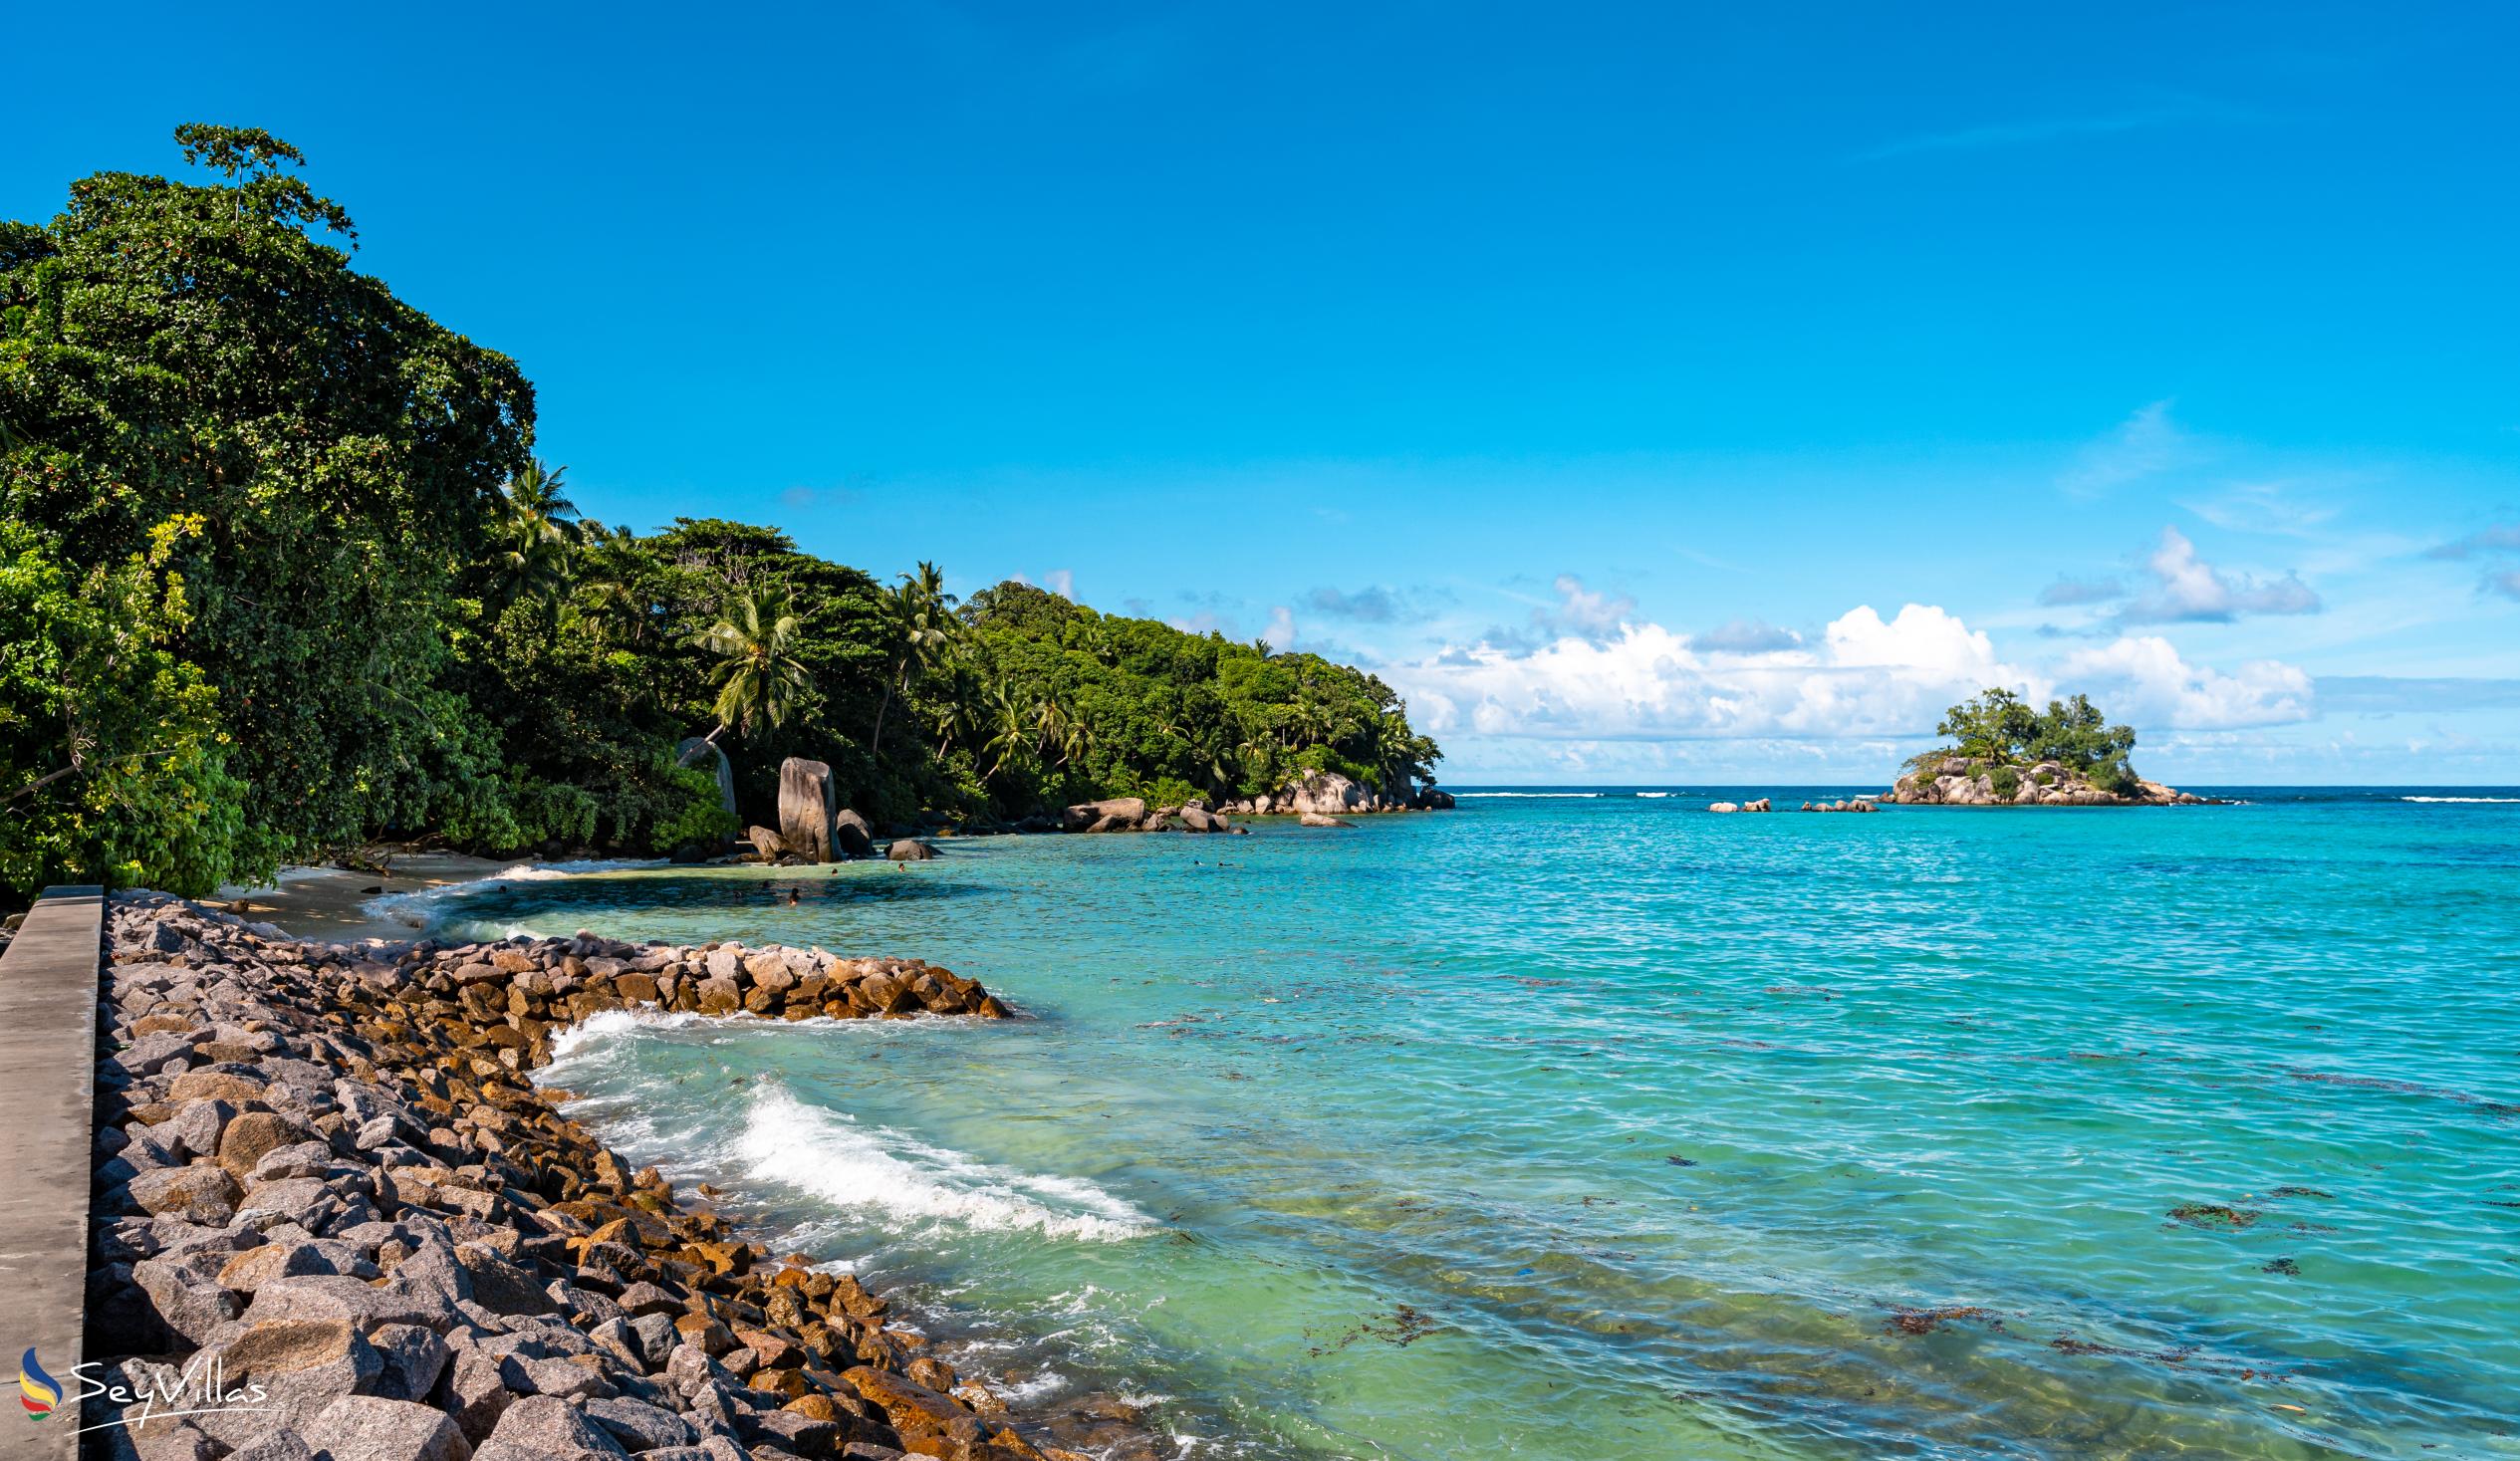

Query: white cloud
[[2122, 526, 2321, 622], [1397, 603, 2023, 743], [1261, 606, 1295, 650], [2061, 400, 2196, 497], [1542, 574, 1635, 636], [2054, 636, 2315, 729], [1395, 599, 2315, 747], [1009, 568, 1077, 600]]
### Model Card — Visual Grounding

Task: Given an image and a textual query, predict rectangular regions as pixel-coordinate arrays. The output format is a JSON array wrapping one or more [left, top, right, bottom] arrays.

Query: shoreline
[[86, 888, 1162, 1461], [215, 853, 521, 943]]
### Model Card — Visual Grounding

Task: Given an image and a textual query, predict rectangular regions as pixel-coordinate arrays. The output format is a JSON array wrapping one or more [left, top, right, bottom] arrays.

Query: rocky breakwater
[[1886, 758, 2207, 806], [83, 889, 1139, 1461]]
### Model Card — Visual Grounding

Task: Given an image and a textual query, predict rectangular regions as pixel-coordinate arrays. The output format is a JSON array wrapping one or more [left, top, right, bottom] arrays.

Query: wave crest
[[733, 1086, 1156, 1243]]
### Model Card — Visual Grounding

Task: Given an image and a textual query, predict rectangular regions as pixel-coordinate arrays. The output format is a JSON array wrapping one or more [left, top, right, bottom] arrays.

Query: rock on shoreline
[[86, 890, 1145, 1461]]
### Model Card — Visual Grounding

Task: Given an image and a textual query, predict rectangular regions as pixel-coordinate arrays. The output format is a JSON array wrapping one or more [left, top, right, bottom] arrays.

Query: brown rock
[[168, 1069, 265, 1103], [127, 1163, 242, 1222]]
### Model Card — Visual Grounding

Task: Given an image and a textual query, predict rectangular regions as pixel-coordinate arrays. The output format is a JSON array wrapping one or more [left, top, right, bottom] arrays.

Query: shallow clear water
[[447, 789, 2520, 1459]]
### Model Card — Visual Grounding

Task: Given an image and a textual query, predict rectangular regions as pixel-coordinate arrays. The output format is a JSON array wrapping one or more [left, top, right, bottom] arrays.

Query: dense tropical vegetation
[[1904, 688, 2141, 795], [0, 127, 1437, 902]]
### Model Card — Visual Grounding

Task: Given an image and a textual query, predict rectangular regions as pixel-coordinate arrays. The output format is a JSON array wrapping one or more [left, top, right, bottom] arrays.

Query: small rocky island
[[1884, 690, 2207, 807]]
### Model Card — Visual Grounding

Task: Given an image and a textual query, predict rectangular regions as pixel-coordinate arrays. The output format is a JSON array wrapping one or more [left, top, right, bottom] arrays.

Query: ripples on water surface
[[454, 789, 2520, 1459]]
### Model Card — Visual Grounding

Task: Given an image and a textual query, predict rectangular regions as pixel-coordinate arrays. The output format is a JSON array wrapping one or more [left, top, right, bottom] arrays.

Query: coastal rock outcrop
[[1061, 797, 1146, 833], [80, 891, 1172, 1461], [1885, 758, 2206, 807], [1221, 772, 1446, 817], [776, 757, 839, 861], [887, 838, 938, 861]]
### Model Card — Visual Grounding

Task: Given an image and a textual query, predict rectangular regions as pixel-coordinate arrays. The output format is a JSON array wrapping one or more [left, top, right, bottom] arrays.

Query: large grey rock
[[454, 1242, 547, 1315], [244, 1273, 464, 1332], [1061, 797, 1145, 832], [187, 1319, 384, 1448], [226, 1433, 317, 1461], [777, 758, 838, 863], [131, 1255, 241, 1343], [165, 1097, 235, 1160], [445, 1347, 519, 1442], [675, 738, 738, 819], [584, 1397, 697, 1453], [484, 1395, 630, 1459], [1282, 770, 1375, 815], [300, 1395, 473, 1461], [367, 1322, 451, 1402], [833, 809, 875, 858], [128, 1163, 243, 1223], [885, 839, 937, 862], [216, 1238, 378, 1292]]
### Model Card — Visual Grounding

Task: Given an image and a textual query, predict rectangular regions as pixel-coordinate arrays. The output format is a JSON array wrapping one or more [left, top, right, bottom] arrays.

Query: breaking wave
[[731, 1085, 1157, 1243]]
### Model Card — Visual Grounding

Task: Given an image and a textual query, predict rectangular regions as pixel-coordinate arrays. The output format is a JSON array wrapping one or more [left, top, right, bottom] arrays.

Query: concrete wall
[[0, 886, 102, 1461]]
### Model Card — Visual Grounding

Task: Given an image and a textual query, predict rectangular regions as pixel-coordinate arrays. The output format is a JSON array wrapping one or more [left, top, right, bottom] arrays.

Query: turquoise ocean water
[[428, 790, 2518, 1459]]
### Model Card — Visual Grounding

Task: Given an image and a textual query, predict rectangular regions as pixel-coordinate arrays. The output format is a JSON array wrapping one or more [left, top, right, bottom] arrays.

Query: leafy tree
[[1911, 688, 2141, 791], [1, 123, 532, 857], [0, 517, 251, 894]]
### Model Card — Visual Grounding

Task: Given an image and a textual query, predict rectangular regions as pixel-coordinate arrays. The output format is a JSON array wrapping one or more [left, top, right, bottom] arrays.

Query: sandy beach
[[215, 852, 513, 941]]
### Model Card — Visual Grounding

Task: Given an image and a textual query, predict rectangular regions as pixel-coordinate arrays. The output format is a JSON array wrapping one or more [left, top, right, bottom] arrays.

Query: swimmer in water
[[786, 888, 801, 906]]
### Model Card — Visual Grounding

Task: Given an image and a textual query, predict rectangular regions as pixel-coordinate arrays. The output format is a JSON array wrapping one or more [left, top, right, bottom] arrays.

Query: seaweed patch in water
[[2262, 1257, 2301, 1276], [1307, 1304, 1445, 1355], [2168, 1203, 2261, 1230], [1886, 1306, 2003, 1337]]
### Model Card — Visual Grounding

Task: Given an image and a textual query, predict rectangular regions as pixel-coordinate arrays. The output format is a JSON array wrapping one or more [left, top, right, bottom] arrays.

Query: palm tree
[[981, 679, 1033, 780], [1032, 692, 1089, 769], [572, 524, 653, 647], [871, 562, 958, 762], [690, 585, 811, 742], [490, 459, 584, 609]]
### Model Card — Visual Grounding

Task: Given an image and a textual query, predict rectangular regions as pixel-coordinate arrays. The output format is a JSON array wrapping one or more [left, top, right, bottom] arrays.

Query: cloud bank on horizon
[[1159, 401, 2518, 786]]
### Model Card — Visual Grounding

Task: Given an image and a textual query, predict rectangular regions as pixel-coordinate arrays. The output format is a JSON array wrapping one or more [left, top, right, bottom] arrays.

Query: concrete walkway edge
[[0, 885, 103, 1461]]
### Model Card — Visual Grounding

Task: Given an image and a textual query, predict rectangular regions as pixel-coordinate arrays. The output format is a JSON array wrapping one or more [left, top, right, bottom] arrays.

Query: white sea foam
[[361, 857, 667, 929], [993, 1369, 1069, 1405], [546, 1006, 712, 1061], [2401, 795, 2520, 804], [733, 1085, 1156, 1242], [1455, 792, 1602, 799], [1636, 792, 1671, 798]]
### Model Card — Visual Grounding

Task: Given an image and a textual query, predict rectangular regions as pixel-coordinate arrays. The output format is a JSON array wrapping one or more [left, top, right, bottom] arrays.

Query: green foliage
[[2, 122, 532, 861], [956, 582, 1440, 811], [1915, 688, 2142, 791], [0, 518, 259, 895], [0, 125, 1440, 900], [1987, 764, 2021, 799]]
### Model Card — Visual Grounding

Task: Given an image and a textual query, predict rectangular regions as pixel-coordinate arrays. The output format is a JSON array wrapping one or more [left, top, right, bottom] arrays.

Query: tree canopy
[[0, 127, 1440, 903], [1912, 688, 2139, 793]]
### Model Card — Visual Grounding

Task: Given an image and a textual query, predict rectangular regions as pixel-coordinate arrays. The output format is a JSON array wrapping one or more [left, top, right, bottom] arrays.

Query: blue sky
[[10, 2, 2517, 782]]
